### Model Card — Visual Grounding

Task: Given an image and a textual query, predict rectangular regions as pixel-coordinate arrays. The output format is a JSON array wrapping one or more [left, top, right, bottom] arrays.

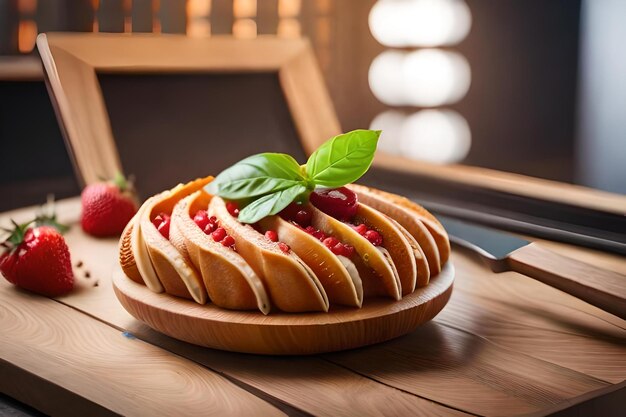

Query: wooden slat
[[97, 0, 125, 33], [132, 0, 154, 33], [159, 0, 186, 33], [325, 321, 609, 416], [211, 0, 234, 34], [0, 282, 285, 417]]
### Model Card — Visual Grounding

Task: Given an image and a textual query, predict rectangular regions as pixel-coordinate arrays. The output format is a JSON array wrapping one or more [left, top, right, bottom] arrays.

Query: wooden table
[[1, 198, 624, 417]]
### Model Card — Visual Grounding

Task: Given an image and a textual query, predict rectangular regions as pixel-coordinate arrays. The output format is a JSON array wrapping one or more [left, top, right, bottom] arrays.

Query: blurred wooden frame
[[36, 32, 341, 186]]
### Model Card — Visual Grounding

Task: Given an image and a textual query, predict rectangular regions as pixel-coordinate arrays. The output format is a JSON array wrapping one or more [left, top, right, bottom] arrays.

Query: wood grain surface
[[1, 198, 625, 417]]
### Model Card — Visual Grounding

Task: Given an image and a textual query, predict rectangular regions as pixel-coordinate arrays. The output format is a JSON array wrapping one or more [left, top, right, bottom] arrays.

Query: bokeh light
[[369, 0, 471, 47]]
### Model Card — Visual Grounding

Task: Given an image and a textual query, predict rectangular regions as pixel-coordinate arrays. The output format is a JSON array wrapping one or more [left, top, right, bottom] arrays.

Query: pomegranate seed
[[278, 242, 290, 253], [295, 209, 312, 227], [209, 216, 217, 223], [331, 242, 345, 256], [157, 217, 170, 239], [364, 229, 383, 246], [304, 226, 316, 234], [279, 202, 302, 221], [193, 210, 209, 230], [203, 222, 217, 234], [341, 244, 355, 258], [322, 236, 340, 249], [309, 187, 358, 221], [353, 223, 368, 235], [152, 212, 168, 228], [212, 227, 226, 242], [226, 201, 240, 217], [221, 235, 235, 247], [265, 230, 278, 242], [311, 230, 326, 241]]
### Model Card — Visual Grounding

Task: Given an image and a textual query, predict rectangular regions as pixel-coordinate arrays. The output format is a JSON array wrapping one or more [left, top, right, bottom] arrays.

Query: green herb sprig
[[206, 129, 380, 223]]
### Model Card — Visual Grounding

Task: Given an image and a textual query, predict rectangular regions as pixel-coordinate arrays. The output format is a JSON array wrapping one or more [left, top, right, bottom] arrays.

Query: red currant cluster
[[193, 210, 235, 249]]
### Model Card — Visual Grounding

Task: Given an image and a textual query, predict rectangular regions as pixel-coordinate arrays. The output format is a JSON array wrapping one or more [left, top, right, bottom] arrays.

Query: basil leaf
[[237, 184, 307, 224], [305, 129, 380, 188], [206, 153, 306, 199]]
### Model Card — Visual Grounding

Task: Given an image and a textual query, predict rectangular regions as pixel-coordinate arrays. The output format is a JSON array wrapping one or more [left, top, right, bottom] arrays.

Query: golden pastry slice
[[119, 214, 143, 285], [171, 191, 271, 314], [139, 177, 212, 304], [347, 184, 450, 274], [308, 204, 402, 300], [257, 215, 363, 308], [209, 196, 329, 313]]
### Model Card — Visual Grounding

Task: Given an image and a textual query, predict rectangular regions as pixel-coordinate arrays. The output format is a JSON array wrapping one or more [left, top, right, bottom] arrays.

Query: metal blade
[[437, 215, 529, 261]]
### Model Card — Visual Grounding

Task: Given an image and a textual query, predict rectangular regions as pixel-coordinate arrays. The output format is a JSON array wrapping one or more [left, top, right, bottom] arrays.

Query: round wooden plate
[[112, 263, 454, 355]]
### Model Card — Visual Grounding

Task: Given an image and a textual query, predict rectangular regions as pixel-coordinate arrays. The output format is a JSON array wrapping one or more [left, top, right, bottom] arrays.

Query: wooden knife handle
[[507, 243, 626, 319]]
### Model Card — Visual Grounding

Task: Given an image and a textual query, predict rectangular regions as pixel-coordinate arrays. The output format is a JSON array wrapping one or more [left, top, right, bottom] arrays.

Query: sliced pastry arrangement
[[119, 130, 450, 314]]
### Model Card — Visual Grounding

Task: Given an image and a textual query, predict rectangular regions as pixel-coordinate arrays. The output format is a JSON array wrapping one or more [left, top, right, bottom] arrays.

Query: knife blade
[[438, 215, 626, 320]]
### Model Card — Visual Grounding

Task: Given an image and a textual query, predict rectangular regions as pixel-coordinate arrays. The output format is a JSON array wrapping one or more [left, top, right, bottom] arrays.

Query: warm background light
[[369, 49, 471, 107], [403, 49, 470, 106], [369, 110, 406, 154], [399, 109, 471, 163], [369, 0, 471, 48]]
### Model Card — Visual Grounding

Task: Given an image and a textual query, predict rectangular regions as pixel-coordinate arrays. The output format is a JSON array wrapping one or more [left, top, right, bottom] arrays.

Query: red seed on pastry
[[226, 201, 240, 217], [364, 229, 383, 246], [311, 230, 326, 241], [203, 222, 217, 234], [278, 242, 290, 253], [341, 244, 355, 258], [153, 212, 171, 239], [295, 209, 312, 227], [322, 236, 339, 249], [331, 242, 345, 256], [212, 227, 227, 242], [310, 186, 358, 221], [352, 223, 368, 235], [193, 210, 210, 230], [221, 235, 235, 247], [265, 230, 278, 242]]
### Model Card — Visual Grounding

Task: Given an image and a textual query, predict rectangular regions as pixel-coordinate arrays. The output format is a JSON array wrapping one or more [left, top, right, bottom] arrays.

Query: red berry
[[203, 221, 217, 234], [212, 227, 227, 242], [278, 202, 302, 221], [278, 242, 290, 253], [353, 223, 368, 235], [153, 213, 170, 239], [309, 186, 358, 221], [304, 226, 316, 234], [220, 235, 235, 247], [81, 179, 137, 237], [311, 230, 326, 241], [226, 201, 240, 217], [341, 244, 355, 258], [295, 209, 312, 227], [322, 236, 340, 249], [209, 216, 217, 223], [331, 242, 345, 256], [0, 226, 73, 297], [265, 230, 278, 242], [193, 210, 209, 229], [364, 229, 383, 246]]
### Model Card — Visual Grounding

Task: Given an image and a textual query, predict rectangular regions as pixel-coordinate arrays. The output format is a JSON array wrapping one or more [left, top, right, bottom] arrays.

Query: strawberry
[[81, 172, 138, 237], [1, 220, 74, 297]]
